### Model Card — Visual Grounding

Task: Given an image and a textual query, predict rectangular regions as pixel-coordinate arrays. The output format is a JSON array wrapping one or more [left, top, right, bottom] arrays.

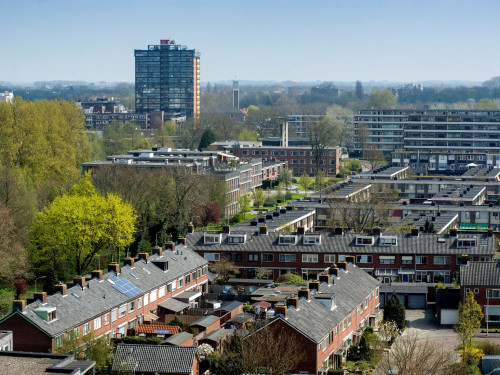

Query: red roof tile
[[137, 324, 181, 335]]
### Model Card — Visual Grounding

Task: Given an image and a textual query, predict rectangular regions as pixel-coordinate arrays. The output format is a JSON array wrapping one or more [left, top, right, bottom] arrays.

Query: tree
[[315, 169, 326, 190], [277, 168, 293, 187], [198, 128, 216, 150], [363, 144, 385, 170], [374, 331, 453, 375], [368, 90, 397, 109], [255, 267, 272, 280], [237, 128, 259, 141], [252, 188, 266, 214], [169, 316, 185, 331], [383, 292, 406, 330], [30, 173, 137, 282], [423, 219, 435, 233], [238, 194, 252, 220], [308, 115, 341, 174], [197, 202, 222, 227], [276, 273, 306, 284], [103, 121, 151, 156], [298, 173, 312, 195], [355, 80, 364, 101], [456, 291, 484, 351], [210, 257, 240, 283]]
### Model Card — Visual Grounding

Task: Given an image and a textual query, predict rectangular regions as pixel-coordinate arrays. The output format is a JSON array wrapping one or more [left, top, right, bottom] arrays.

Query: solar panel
[[109, 276, 142, 298]]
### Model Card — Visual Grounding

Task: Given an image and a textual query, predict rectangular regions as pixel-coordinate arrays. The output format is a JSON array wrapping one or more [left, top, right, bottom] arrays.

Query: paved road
[[405, 309, 500, 352]]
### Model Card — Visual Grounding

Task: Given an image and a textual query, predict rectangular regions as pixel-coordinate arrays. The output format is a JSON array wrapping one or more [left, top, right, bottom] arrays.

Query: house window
[[202, 266, 207, 275], [379, 236, 397, 246], [55, 335, 64, 348], [343, 318, 347, 331], [158, 286, 165, 298], [204, 253, 220, 261], [402, 256, 413, 264], [303, 235, 321, 245], [433, 256, 450, 265], [249, 253, 259, 262], [228, 234, 246, 244], [458, 238, 476, 248], [104, 313, 110, 325], [94, 317, 102, 330], [379, 255, 395, 264], [185, 275, 191, 284], [166, 284, 172, 294], [178, 279, 183, 288], [279, 254, 296, 262], [83, 322, 91, 335], [487, 289, 500, 298], [227, 253, 242, 262], [144, 293, 149, 306], [279, 235, 297, 245], [324, 254, 335, 263], [150, 289, 157, 302], [111, 309, 117, 322], [365, 298, 369, 309], [356, 236, 375, 245], [204, 234, 221, 244], [263, 253, 274, 262], [416, 256, 428, 265], [302, 254, 318, 263], [137, 297, 142, 309], [356, 255, 373, 263], [119, 304, 127, 318], [474, 289, 479, 294], [129, 301, 136, 312]]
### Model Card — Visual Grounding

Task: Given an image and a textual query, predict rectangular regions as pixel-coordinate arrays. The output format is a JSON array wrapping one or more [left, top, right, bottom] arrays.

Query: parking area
[[405, 308, 500, 352]]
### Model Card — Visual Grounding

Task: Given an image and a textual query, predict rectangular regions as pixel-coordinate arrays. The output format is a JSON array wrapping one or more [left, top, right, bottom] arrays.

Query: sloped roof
[[0, 247, 207, 337], [136, 324, 181, 335], [112, 344, 197, 374], [186, 231, 494, 256], [460, 261, 500, 286], [189, 315, 220, 328], [158, 298, 190, 312], [272, 263, 380, 344], [162, 332, 194, 346]]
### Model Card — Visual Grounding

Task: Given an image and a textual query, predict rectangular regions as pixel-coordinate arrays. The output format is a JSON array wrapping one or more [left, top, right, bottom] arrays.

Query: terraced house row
[[186, 227, 495, 284], [0, 246, 208, 352]]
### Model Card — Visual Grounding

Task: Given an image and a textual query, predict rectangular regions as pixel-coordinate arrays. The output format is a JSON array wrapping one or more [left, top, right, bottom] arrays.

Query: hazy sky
[[1, 0, 499, 83]]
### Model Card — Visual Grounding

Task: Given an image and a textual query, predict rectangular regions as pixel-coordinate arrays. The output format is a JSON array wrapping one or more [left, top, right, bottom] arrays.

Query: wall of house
[[0, 314, 53, 352], [461, 285, 500, 325]]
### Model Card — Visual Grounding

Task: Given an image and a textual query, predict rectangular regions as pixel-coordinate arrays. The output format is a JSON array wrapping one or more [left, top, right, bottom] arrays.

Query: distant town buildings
[[0, 91, 13, 103], [135, 40, 200, 120]]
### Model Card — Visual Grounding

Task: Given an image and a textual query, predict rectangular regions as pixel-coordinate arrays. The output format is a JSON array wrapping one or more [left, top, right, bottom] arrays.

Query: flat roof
[[231, 208, 315, 232]]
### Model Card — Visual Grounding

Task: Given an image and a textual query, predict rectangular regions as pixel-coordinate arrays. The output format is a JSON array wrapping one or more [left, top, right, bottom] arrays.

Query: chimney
[[74, 276, 86, 289], [450, 228, 458, 237], [461, 254, 469, 265], [346, 256, 355, 264], [154, 246, 164, 256], [33, 291, 47, 304], [222, 225, 230, 234], [298, 288, 311, 300], [372, 227, 381, 236], [488, 228, 494, 237], [91, 270, 103, 281], [319, 274, 331, 285], [13, 300, 26, 313], [108, 262, 120, 274], [309, 280, 320, 292], [187, 224, 195, 234], [330, 267, 340, 278], [275, 305, 287, 317], [337, 261, 347, 271], [411, 227, 419, 237], [286, 296, 299, 309], [138, 252, 149, 263], [178, 237, 187, 246], [55, 284, 67, 296], [334, 227, 343, 236], [297, 226, 306, 235], [123, 257, 135, 268], [259, 225, 268, 235]]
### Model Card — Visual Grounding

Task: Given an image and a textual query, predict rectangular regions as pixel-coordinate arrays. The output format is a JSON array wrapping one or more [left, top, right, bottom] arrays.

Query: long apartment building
[[354, 109, 500, 156], [0, 246, 208, 353]]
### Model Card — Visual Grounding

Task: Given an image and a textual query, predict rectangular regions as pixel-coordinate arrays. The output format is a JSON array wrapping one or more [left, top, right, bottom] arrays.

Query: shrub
[[285, 191, 293, 200], [112, 336, 161, 345], [169, 316, 185, 331], [383, 292, 406, 330], [474, 340, 500, 355], [243, 304, 252, 312]]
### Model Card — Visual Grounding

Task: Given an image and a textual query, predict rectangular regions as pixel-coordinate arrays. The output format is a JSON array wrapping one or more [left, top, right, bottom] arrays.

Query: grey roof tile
[[189, 315, 219, 328], [460, 261, 500, 286]]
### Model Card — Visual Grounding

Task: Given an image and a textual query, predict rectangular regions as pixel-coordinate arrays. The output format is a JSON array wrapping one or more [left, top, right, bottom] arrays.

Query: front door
[[402, 274, 409, 282]]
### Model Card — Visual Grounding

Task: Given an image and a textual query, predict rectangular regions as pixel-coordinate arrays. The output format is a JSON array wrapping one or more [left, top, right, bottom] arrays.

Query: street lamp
[[34, 276, 46, 292]]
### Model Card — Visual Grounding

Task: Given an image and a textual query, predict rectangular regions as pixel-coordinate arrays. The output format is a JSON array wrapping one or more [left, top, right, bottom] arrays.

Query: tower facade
[[135, 40, 200, 118], [232, 79, 239, 109]]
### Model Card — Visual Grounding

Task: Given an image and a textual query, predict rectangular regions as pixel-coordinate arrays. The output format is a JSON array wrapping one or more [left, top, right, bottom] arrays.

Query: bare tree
[[375, 331, 454, 375], [210, 256, 240, 283], [308, 116, 341, 174]]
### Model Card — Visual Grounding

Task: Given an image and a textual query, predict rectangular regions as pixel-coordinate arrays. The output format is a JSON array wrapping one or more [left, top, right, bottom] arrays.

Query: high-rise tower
[[134, 40, 200, 119], [232, 78, 239, 109]]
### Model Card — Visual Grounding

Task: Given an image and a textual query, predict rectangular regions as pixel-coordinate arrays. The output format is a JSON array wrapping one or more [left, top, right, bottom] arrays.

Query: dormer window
[[379, 236, 397, 246], [457, 238, 476, 248], [204, 233, 222, 244], [34, 306, 57, 322], [356, 236, 374, 246], [303, 235, 321, 245], [228, 234, 246, 244], [279, 235, 297, 245]]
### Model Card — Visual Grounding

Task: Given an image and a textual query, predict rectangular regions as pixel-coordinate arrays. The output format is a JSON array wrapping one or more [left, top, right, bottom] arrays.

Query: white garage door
[[441, 309, 458, 325]]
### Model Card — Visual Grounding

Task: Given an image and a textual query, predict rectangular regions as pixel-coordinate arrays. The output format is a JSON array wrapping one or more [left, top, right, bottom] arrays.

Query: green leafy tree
[[252, 188, 266, 214], [277, 273, 306, 284], [368, 90, 397, 109], [198, 128, 216, 150], [237, 128, 259, 141], [277, 168, 293, 187], [103, 121, 151, 156], [456, 291, 484, 351], [383, 292, 406, 330], [315, 169, 326, 190], [169, 316, 185, 331], [298, 173, 312, 194], [255, 267, 272, 280], [30, 173, 137, 282], [238, 194, 252, 220], [308, 115, 341, 175], [210, 257, 240, 283]]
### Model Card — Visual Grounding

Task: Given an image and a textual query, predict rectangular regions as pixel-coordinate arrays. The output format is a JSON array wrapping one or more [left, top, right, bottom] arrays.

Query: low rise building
[[0, 351, 95, 374]]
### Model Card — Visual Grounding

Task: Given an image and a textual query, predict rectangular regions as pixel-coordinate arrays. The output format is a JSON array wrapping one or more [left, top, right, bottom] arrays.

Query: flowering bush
[[198, 343, 214, 356]]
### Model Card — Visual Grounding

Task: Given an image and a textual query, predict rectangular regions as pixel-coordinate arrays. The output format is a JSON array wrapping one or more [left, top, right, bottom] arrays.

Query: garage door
[[408, 294, 427, 309], [441, 309, 458, 325]]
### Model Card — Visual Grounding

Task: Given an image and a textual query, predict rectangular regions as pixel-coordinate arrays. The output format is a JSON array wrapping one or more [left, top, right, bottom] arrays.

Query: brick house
[[460, 261, 500, 325], [186, 228, 495, 284], [258, 262, 380, 373], [0, 246, 208, 353]]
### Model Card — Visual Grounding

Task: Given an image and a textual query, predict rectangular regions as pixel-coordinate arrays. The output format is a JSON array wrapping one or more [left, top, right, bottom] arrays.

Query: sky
[[1, 0, 499, 84]]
